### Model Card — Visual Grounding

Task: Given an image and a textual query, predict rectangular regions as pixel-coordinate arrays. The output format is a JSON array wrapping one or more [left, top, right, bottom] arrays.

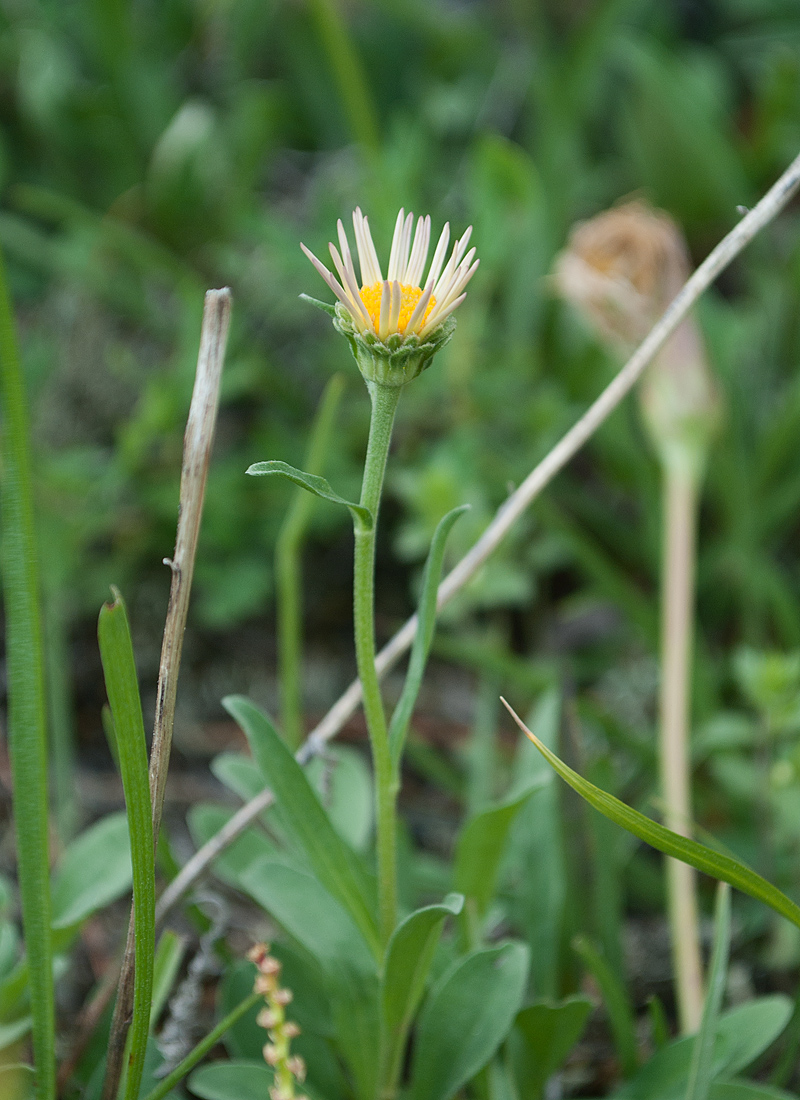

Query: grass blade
[[687, 883, 731, 1100], [0, 244, 55, 1100], [502, 700, 800, 933], [98, 589, 155, 1100]]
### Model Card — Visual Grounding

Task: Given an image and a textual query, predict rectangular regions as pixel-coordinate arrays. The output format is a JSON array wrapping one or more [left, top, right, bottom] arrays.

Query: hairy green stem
[[354, 381, 401, 948], [0, 245, 55, 1100]]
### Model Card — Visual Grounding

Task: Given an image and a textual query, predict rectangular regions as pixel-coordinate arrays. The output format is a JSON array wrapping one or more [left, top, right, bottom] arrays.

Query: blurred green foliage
[[5, 0, 800, 977]]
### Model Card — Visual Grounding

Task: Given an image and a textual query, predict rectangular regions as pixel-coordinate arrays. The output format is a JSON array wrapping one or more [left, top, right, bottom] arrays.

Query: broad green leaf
[[0, 1016, 31, 1050], [50, 813, 132, 930], [613, 997, 793, 1099], [574, 935, 639, 1077], [187, 803, 279, 889], [687, 884, 731, 1100], [210, 752, 265, 802], [380, 894, 464, 1093], [508, 996, 594, 1100], [188, 1060, 273, 1100], [246, 460, 372, 530], [240, 859, 379, 1100], [98, 589, 155, 1100], [454, 777, 546, 923], [408, 941, 530, 1100], [503, 701, 800, 933], [388, 504, 469, 767], [223, 695, 379, 958], [305, 745, 373, 851], [716, 998, 792, 1077]]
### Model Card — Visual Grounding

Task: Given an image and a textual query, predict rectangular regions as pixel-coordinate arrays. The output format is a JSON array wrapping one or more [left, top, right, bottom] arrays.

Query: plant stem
[[659, 462, 704, 1034], [0, 244, 55, 1100], [354, 381, 401, 948]]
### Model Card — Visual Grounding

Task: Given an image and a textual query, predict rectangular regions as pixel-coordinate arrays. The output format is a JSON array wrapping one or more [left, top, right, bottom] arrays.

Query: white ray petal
[[405, 216, 430, 287], [378, 280, 391, 339], [419, 292, 467, 339], [328, 243, 373, 329], [436, 248, 478, 309], [301, 243, 361, 320], [353, 207, 382, 285], [387, 209, 406, 281], [399, 212, 414, 280], [337, 219, 359, 289], [425, 223, 450, 289], [388, 280, 402, 333], [404, 283, 433, 334]]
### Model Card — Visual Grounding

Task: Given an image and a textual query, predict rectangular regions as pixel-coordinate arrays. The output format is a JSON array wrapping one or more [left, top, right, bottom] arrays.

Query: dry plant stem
[[660, 465, 704, 1034], [151, 288, 232, 835], [153, 149, 800, 923], [102, 289, 231, 1100]]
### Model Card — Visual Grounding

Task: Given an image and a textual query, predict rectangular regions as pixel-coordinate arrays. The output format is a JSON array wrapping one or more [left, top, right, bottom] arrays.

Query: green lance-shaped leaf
[[508, 996, 594, 1100], [0, 239, 55, 1100], [223, 695, 380, 959], [388, 504, 470, 769], [502, 700, 800, 933], [687, 883, 732, 1100], [50, 813, 132, 930], [379, 894, 464, 1094], [408, 941, 530, 1100], [246, 460, 372, 531], [454, 777, 547, 929], [98, 589, 156, 1100]]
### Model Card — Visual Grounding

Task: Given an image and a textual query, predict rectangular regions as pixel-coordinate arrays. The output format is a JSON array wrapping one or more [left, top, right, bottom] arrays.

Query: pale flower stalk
[[554, 200, 720, 1034]]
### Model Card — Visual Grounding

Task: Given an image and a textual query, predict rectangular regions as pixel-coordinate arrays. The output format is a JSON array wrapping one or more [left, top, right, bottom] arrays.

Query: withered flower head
[[554, 199, 721, 471]]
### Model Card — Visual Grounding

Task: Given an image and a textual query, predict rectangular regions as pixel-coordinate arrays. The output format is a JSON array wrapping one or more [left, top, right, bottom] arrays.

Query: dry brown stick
[[100, 289, 232, 1100], [153, 148, 800, 926]]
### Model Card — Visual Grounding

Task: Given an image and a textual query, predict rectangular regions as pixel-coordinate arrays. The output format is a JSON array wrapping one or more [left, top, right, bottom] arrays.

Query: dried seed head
[[554, 199, 722, 472]]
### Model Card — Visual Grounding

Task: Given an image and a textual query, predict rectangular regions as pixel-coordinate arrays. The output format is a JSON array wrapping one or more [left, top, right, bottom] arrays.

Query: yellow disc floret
[[359, 282, 436, 335]]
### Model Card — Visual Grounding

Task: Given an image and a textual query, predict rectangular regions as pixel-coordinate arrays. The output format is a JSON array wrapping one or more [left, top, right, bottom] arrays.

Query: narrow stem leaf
[[502, 700, 800, 933]]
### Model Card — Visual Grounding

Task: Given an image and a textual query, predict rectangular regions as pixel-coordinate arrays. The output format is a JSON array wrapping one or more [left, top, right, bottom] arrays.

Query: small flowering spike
[[302, 208, 478, 387], [250, 943, 307, 1100]]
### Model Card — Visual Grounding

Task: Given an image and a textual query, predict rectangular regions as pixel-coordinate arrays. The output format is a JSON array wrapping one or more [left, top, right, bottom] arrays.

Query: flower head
[[302, 208, 478, 386]]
